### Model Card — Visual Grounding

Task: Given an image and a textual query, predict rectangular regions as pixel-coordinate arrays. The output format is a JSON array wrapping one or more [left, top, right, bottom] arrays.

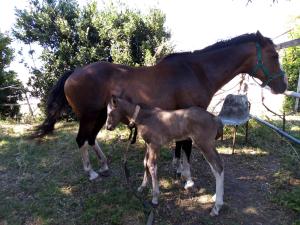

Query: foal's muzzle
[[106, 124, 114, 131]]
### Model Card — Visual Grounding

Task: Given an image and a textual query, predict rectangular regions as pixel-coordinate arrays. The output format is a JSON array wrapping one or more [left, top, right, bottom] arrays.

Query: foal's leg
[[196, 142, 224, 216], [147, 143, 160, 205], [138, 149, 150, 192]]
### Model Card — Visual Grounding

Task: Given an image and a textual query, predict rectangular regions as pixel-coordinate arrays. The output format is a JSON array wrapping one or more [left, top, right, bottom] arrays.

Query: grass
[[0, 118, 299, 225]]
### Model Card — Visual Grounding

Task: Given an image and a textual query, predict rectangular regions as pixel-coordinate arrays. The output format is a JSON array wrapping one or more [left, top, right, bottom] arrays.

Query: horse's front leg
[[147, 143, 160, 205], [173, 140, 194, 189], [181, 151, 194, 189], [138, 149, 150, 192], [81, 141, 99, 180], [92, 140, 109, 176]]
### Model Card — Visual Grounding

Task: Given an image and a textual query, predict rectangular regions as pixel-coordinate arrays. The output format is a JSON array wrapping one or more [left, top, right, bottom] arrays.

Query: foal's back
[[139, 106, 221, 145]]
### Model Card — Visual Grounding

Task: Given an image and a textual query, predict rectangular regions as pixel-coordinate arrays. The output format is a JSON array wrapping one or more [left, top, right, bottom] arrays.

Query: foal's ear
[[111, 95, 118, 107]]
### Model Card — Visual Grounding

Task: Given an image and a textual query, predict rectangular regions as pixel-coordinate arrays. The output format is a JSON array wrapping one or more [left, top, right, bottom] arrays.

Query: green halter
[[250, 43, 284, 87]]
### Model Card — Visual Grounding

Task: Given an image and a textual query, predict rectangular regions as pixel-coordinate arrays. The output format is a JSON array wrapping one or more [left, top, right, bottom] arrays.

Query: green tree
[[0, 32, 23, 119], [282, 24, 300, 112], [13, 0, 173, 109]]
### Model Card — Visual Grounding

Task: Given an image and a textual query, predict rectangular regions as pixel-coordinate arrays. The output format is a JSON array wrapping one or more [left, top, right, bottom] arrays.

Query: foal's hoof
[[99, 169, 110, 177], [209, 204, 222, 217], [210, 208, 219, 217]]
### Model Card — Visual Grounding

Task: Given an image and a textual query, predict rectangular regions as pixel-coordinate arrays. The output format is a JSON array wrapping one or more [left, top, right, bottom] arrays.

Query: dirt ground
[[127, 140, 298, 225]]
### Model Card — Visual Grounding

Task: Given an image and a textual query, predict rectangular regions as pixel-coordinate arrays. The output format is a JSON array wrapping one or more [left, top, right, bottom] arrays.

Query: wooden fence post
[[294, 69, 300, 112]]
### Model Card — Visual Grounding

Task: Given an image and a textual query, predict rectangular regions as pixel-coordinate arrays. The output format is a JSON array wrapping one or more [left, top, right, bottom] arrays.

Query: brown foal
[[106, 96, 224, 216]]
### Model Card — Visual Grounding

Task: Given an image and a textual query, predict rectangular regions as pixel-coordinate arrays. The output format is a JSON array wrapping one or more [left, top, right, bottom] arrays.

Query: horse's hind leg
[[88, 109, 109, 176], [80, 141, 99, 180], [93, 141, 109, 176], [76, 110, 109, 180], [77, 120, 99, 181], [196, 141, 224, 216]]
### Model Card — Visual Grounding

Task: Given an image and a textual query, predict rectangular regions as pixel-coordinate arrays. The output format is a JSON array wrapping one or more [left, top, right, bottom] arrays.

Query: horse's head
[[249, 31, 288, 94], [106, 95, 123, 131]]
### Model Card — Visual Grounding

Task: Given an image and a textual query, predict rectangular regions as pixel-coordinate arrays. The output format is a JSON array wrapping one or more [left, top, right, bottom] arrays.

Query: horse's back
[[64, 62, 127, 117]]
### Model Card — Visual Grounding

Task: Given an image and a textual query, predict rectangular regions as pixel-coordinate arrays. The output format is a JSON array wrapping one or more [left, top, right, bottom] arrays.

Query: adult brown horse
[[36, 31, 287, 181]]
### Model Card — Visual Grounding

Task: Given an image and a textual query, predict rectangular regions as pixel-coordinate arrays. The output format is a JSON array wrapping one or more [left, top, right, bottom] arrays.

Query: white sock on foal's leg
[[138, 153, 149, 192], [138, 170, 149, 192], [209, 164, 224, 216], [81, 141, 99, 180]]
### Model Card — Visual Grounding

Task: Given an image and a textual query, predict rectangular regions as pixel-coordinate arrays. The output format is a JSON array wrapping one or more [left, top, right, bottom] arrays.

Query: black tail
[[33, 70, 73, 138]]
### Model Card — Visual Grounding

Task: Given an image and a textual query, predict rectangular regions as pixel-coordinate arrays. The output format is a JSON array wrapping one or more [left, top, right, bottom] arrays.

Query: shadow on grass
[[0, 120, 299, 225]]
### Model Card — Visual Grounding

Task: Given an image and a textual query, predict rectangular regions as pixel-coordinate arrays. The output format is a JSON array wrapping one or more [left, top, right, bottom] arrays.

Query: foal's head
[[106, 96, 124, 131]]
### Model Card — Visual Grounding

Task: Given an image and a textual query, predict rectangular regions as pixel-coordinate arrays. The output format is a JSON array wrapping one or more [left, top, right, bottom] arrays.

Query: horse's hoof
[[151, 201, 159, 208], [184, 180, 194, 190], [137, 186, 145, 192], [89, 171, 99, 181], [99, 169, 110, 177]]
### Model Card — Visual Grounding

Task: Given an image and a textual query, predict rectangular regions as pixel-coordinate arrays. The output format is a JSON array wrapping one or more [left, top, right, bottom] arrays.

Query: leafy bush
[[282, 24, 300, 112], [0, 32, 23, 119], [13, 0, 173, 112]]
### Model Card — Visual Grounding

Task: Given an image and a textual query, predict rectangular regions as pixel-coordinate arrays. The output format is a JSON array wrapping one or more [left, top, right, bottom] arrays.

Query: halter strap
[[129, 105, 140, 127], [250, 43, 284, 87]]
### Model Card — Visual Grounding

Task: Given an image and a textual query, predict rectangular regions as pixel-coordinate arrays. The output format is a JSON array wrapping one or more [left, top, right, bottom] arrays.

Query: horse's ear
[[256, 30, 266, 46]]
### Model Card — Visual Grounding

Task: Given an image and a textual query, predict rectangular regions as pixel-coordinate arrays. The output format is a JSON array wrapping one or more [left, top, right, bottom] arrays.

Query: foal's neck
[[121, 101, 142, 124]]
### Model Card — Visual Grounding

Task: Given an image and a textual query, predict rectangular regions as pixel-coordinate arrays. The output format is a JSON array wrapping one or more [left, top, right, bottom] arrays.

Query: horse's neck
[[192, 43, 254, 94]]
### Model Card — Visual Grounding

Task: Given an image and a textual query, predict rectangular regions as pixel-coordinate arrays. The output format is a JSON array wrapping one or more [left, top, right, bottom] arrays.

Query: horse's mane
[[161, 33, 273, 62]]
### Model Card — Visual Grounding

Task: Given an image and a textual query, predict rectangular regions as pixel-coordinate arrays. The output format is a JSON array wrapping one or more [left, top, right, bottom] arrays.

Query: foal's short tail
[[33, 70, 73, 138]]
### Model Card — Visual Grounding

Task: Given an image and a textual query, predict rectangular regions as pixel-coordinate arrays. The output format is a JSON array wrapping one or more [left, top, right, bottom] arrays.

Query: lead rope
[[123, 127, 155, 225]]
